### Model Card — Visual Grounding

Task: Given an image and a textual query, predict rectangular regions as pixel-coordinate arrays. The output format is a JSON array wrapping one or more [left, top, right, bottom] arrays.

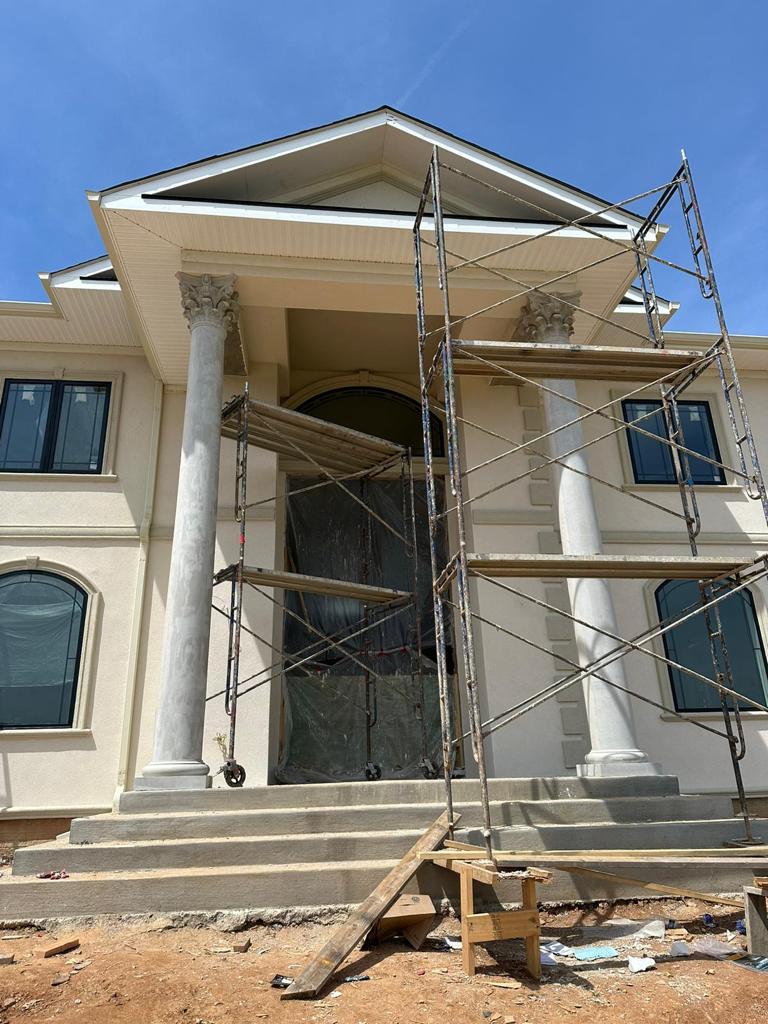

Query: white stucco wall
[[2, 340, 768, 815]]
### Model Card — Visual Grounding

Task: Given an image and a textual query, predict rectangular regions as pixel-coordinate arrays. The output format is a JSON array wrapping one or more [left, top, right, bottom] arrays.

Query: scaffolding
[[210, 388, 431, 786], [413, 147, 768, 860]]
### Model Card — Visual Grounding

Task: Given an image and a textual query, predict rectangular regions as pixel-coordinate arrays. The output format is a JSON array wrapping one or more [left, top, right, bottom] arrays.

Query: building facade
[[2, 108, 767, 833]]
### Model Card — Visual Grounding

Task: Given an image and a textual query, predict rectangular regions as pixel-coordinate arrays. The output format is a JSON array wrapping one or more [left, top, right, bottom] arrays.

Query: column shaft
[[139, 274, 237, 789], [521, 291, 659, 776]]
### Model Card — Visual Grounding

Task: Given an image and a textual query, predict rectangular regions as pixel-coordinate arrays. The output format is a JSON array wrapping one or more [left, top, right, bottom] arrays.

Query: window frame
[[653, 578, 768, 714], [0, 560, 100, 734], [0, 378, 112, 475], [642, 576, 768, 719], [621, 396, 726, 487], [0, 369, 121, 479], [612, 388, 741, 493]]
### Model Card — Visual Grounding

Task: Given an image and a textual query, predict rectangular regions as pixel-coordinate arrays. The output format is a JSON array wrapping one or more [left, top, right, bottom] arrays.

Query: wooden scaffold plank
[[466, 553, 760, 580], [221, 395, 404, 474], [451, 339, 703, 382], [215, 565, 410, 605], [281, 812, 454, 1000]]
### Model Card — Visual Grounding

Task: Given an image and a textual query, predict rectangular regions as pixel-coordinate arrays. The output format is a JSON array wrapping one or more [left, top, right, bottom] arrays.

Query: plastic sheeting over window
[[0, 571, 86, 728], [276, 477, 455, 783]]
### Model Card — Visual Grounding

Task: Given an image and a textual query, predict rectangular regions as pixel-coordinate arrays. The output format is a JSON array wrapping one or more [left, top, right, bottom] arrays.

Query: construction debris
[[281, 812, 451, 999], [41, 938, 80, 958], [368, 893, 437, 950], [627, 956, 656, 973]]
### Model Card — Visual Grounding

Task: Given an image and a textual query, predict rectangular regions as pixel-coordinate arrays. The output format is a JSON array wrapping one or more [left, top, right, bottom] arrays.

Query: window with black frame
[[0, 380, 111, 473], [0, 571, 87, 729], [655, 578, 768, 713], [622, 398, 725, 485]]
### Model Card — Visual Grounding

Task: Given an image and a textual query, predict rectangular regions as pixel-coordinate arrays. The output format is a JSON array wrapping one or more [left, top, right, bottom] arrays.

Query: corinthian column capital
[[519, 291, 581, 343], [177, 273, 239, 331]]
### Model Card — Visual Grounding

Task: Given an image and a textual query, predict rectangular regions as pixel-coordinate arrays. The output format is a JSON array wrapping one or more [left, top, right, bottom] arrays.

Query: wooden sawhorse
[[433, 853, 550, 980], [745, 879, 768, 955]]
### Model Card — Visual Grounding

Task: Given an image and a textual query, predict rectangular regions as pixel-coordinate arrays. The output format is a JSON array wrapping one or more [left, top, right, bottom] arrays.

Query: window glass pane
[[623, 401, 673, 483], [51, 383, 110, 472], [0, 381, 53, 471], [0, 571, 86, 728], [677, 403, 724, 484], [656, 579, 768, 712], [623, 400, 725, 485]]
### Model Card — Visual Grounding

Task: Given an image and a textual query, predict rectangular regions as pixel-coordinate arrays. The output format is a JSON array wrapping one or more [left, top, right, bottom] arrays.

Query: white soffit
[[0, 256, 136, 349]]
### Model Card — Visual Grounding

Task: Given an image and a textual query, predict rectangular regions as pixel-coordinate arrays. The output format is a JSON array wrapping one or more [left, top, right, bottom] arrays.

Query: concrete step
[[2, 854, 765, 920], [16, 815, 762, 877], [118, 775, 681, 814], [66, 794, 733, 845], [469, 817, 764, 851], [13, 829, 422, 875]]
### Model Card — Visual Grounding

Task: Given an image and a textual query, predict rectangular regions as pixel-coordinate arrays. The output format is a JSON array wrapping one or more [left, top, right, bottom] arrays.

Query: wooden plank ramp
[[281, 812, 453, 1000]]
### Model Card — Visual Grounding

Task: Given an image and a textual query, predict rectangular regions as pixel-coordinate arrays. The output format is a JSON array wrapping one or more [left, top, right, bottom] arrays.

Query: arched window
[[0, 571, 87, 729], [297, 387, 444, 456], [655, 579, 768, 712]]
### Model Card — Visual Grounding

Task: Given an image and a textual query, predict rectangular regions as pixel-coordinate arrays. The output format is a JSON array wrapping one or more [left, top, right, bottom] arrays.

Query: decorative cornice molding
[[176, 273, 239, 331], [519, 291, 581, 343]]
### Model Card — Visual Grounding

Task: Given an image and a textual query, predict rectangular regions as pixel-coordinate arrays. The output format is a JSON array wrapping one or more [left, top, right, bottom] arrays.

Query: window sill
[[0, 728, 93, 739], [0, 472, 117, 483], [622, 483, 744, 494], [660, 712, 768, 723]]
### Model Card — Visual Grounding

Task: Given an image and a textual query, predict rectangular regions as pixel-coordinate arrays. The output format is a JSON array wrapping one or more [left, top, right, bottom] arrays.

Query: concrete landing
[[3, 776, 763, 921]]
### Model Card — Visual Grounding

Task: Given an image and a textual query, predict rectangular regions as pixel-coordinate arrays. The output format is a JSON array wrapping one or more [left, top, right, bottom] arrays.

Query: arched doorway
[[275, 387, 456, 783]]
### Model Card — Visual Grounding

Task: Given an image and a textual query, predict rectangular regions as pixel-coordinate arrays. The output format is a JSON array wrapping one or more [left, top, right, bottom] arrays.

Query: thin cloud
[[396, 4, 486, 107]]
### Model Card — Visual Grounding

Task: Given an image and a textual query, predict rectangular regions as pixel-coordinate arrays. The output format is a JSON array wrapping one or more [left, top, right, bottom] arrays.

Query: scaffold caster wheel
[[419, 758, 439, 779], [364, 761, 382, 781], [223, 762, 246, 787]]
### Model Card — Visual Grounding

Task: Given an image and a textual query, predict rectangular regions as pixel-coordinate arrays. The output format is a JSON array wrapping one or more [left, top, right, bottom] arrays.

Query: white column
[[138, 273, 238, 790], [521, 292, 660, 776]]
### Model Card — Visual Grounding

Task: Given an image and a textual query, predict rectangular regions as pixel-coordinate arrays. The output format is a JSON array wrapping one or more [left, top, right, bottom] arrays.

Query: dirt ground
[[0, 899, 765, 1024]]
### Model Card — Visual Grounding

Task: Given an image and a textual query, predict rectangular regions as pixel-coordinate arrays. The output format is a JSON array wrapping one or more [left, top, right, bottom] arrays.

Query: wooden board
[[215, 565, 410, 605], [555, 865, 745, 909], [465, 909, 539, 943], [281, 812, 453, 999], [420, 845, 768, 861], [368, 894, 437, 950], [451, 339, 701, 382], [221, 395, 403, 474], [432, 856, 500, 886], [466, 552, 758, 581]]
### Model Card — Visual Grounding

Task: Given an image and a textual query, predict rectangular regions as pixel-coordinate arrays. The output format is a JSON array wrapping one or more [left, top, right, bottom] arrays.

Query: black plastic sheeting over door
[[275, 477, 455, 783]]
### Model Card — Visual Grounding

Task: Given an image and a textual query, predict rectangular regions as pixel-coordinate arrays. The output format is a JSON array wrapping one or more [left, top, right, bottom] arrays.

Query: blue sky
[[1, 1, 765, 333]]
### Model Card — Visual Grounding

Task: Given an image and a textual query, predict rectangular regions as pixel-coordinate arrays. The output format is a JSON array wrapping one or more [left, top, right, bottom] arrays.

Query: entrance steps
[[3, 776, 765, 920]]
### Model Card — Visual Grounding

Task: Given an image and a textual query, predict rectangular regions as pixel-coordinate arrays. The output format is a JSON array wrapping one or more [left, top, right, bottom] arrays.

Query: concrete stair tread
[[2, 857, 401, 885], [118, 775, 681, 813], [63, 827, 427, 848]]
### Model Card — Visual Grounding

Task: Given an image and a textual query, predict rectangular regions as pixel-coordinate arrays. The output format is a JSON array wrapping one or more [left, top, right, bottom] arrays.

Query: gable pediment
[[103, 108, 638, 228]]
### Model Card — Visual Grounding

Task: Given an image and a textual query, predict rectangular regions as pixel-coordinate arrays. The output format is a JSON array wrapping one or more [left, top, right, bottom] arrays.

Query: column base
[[135, 760, 212, 791], [577, 761, 663, 778]]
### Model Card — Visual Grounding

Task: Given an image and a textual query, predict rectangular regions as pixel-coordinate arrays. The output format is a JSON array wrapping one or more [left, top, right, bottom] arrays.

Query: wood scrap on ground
[[41, 939, 80, 959], [281, 811, 454, 1000], [367, 894, 437, 950]]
